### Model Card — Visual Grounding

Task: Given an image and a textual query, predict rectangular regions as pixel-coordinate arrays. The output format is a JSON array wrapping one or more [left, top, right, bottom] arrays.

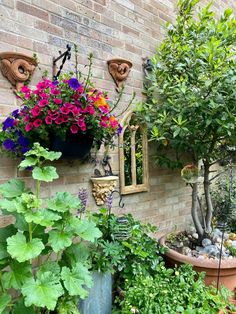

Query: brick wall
[[0, 0, 235, 234]]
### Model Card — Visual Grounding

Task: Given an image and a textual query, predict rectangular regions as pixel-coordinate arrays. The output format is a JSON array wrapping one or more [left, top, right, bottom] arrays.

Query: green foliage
[[90, 208, 166, 289], [140, 0, 236, 167], [113, 264, 235, 314], [0, 143, 101, 313]]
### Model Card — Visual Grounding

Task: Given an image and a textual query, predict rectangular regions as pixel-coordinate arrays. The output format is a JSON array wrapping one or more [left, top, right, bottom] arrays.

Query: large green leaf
[[72, 219, 102, 242], [63, 242, 90, 267], [0, 199, 17, 212], [37, 261, 61, 280], [0, 294, 11, 314], [61, 263, 93, 298], [12, 299, 34, 314], [32, 166, 59, 182], [7, 233, 44, 262], [24, 208, 61, 227], [47, 192, 81, 213], [24, 143, 61, 161], [48, 230, 72, 252], [19, 157, 37, 169], [2, 261, 32, 289], [22, 272, 64, 310], [0, 179, 26, 198], [0, 243, 9, 260]]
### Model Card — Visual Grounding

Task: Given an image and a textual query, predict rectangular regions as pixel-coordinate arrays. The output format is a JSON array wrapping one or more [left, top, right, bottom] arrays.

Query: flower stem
[[84, 53, 93, 90]]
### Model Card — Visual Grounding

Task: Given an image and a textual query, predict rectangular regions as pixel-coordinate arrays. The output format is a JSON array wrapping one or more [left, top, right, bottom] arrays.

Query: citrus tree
[[141, 0, 236, 239]]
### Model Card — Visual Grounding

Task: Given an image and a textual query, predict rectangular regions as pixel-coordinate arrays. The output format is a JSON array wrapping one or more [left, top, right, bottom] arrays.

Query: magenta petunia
[[33, 119, 42, 128], [60, 107, 70, 115], [53, 98, 63, 105], [45, 116, 52, 125], [39, 99, 49, 107], [55, 117, 64, 124], [50, 89, 61, 95], [64, 102, 74, 109], [21, 86, 31, 93], [25, 122, 33, 132], [70, 124, 79, 133], [31, 106, 41, 117], [39, 93, 50, 99]]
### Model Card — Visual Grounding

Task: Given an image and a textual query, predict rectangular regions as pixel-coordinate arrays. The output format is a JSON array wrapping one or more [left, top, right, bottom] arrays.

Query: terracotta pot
[[159, 235, 236, 291]]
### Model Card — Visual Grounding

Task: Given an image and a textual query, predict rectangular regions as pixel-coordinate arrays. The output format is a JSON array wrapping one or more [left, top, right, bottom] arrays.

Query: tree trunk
[[203, 161, 213, 234], [191, 182, 204, 238]]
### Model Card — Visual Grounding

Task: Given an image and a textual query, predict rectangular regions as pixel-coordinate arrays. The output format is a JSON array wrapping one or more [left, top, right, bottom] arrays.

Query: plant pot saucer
[[159, 234, 236, 291]]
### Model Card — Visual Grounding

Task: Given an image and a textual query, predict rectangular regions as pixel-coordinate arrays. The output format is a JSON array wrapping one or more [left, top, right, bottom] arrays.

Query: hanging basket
[[50, 132, 94, 159]]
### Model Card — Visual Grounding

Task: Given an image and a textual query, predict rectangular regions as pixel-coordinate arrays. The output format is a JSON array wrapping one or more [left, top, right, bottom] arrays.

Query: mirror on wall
[[119, 111, 149, 195]]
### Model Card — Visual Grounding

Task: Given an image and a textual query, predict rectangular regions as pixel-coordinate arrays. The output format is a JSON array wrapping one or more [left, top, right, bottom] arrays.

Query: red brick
[[35, 20, 63, 36], [16, 1, 49, 21]]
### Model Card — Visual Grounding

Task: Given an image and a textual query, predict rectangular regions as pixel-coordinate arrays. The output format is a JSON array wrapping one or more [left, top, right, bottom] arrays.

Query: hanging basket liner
[[50, 132, 93, 159]]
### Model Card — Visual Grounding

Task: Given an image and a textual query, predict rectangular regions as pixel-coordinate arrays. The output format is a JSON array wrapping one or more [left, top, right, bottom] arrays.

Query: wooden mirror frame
[[119, 110, 149, 195]]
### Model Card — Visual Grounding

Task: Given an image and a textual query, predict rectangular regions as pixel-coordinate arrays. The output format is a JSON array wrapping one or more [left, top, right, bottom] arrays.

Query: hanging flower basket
[[50, 132, 93, 159]]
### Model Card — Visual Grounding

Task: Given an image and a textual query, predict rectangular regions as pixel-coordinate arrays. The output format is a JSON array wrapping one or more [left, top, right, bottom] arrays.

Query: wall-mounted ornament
[[0, 52, 37, 92], [107, 57, 132, 92], [91, 176, 119, 206]]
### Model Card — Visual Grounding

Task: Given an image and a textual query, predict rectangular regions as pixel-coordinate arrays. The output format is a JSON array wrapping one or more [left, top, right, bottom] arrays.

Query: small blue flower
[[17, 136, 30, 147], [3, 139, 15, 151], [12, 109, 19, 118], [21, 147, 30, 154], [52, 80, 59, 86], [2, 117, 15, 131], [68, 78, 81, 90]]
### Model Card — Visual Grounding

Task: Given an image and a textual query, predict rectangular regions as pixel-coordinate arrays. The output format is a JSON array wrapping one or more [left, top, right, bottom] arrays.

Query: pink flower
[[24, 116, 30, 122], [53, 98, 62, 105], [31, 106, 41, 117], [50, 89, 61, 95], [55, 117, 64, 124], [60, 107, 70, 115], [33, 119, 42, 128], [36, 81, 46, 90], [21, 86, 31, 93], [25, 122, 33, 132], [71, 107, 80, 116], [99, 106, 110, 114], [62, 116, 69, 123], [70, 125, 79, 134], [64, 102, 74, 109], [24, 93, 31, 100], [86, 105, 95, 115], [14, 120, 19, 126], [45, 116, 52, 125], [39, 99, 49, 107], [39, 93, 50, 99]]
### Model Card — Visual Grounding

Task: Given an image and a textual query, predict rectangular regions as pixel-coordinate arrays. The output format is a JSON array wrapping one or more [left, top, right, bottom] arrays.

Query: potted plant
[[0, 143, 102, 313], [0, 53, 121, 159], [140, 0, 236, 289]]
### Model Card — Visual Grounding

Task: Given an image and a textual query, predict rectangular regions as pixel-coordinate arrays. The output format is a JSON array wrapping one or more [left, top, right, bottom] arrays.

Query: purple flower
[[106, 193, 113, 212], [21, 147, 30, 154], [3, 139, 15, 151], [12, 109, 19, 118], [52, 80, 59, 86], [78, 188, 88, 213], [2, 117, 15, 131], [17, 136, 29, 147], [68, 78, 81, 90], [118, 124, 123, 135]]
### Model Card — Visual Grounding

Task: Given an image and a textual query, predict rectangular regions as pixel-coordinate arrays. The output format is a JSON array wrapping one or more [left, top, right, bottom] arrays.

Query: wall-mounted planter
[[0, 52, 37, 92], [107, 57, 132, 92], [91, 176, 119, 205]]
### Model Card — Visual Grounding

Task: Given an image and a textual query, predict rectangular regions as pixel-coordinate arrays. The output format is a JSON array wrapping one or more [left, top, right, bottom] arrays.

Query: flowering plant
[[0, 57, 121, 158]]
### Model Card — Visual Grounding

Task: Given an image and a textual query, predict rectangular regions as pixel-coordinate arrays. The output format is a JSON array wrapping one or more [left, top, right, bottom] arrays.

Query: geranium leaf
[[64, 243, 90, 267], [47, 192, 81, 213], [0, 199, 17, 212], [24, 208, 61, 227], [32, 166, 59, 182], [0, 179, 25, 198], [61, 263, 93, 298], [0, 293, 11, 314], [37, 261, 61, 280], [22, 274, 64, 310], [73, 219, 102, 242], [19, 157, 37, 169], [7, 233, 44, 262], [2, 261, 32, 289], [24, 143, 61, 161], [48, 230, 72, 252]]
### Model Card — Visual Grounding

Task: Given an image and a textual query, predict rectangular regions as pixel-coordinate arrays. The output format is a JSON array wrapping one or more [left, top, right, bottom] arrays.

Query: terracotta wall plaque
[[107, 57, 132, 92], [0, 52, 37, 92]]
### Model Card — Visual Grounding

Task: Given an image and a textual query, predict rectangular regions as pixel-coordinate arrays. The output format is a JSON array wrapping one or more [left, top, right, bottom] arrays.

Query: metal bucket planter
[[78, 271, 112, 314]]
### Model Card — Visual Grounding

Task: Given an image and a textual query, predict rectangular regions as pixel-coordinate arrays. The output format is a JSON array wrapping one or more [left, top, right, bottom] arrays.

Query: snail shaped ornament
[[107, 57, 132, 92]]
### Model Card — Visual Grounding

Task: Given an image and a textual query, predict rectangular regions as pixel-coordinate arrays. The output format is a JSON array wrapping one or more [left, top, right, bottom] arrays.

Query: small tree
[[141, 0, 236, 240]]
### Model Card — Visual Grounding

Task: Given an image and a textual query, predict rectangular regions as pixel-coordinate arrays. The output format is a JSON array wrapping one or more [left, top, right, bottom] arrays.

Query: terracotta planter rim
[[159, 234, 236, 270]]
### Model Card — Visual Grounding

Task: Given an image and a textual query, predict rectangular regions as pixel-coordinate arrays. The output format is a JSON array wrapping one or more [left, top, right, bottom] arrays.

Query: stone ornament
[[107, 57, 132, 92], [0, 52, 37, 92], [91, 176, 119, 206]]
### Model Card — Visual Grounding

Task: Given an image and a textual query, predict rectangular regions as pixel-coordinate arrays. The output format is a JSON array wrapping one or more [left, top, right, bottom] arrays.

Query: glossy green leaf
[[7, 233, 44, 262], [22, 273, 64, 310], [73, 219, 102, 242], [2, 261, 32, 289], [0, 179, 25, 198], [47, 192, 81, 213], [61, 263, 93, 298], [24, 208, 61, 227], [32, 166, 59, 182], [18, 157, 37, 169], [48, 230, 72, 252]]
